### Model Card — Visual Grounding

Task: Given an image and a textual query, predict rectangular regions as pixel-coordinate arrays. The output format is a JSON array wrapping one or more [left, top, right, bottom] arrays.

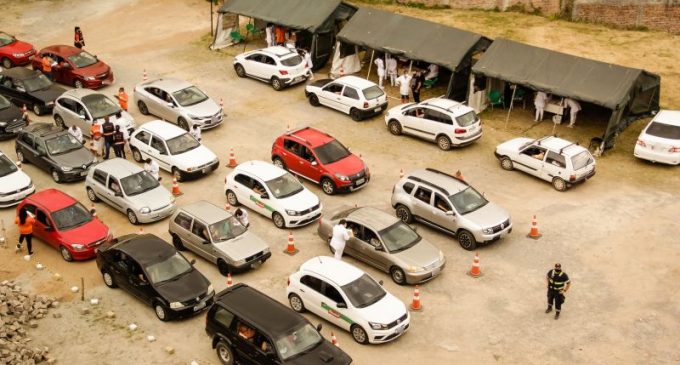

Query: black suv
[[0, 94, 25, 139], [0, 67, 65, 115], [206, 284, 352, 365], [15, 123, 95, 183]]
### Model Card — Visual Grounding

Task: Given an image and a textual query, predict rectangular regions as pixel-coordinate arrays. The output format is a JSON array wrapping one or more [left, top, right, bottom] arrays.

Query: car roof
[[140, 78, 193, 93], [0, 67, 42, 80], [534, 136, 587, 155], [406, 168, 469, 196], [346, 206, 399, 232], [23, 123, 66, 137], [652, 110, 680, 127], [215, 284, 307, 337], [26, 189, 78, 212], [234, 160, 285, 181], [111, 234, 176, 266], [61, 88, 100, 99], [139, 120, 186, 140], [258, 46, 299, 58], [335, 75, 377, 89], [180, 200, 231, 225], [41, 45, 82, 57], [285, 127, 335, 147], [93, 158, 143, 177], [300, 256, 364, 287], [420, 97, 473, 116]]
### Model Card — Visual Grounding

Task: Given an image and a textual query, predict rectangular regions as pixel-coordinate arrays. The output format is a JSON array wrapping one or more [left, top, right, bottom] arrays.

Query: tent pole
[[504, 84, 517, 130], [367, 50, 375, 80], [408, 60, 413, 74], [210, 0, 214, 37]]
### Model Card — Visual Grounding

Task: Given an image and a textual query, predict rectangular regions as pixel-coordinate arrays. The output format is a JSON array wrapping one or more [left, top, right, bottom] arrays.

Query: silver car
[[52, 89, 135, 137], [168, 201, 271, 276], [390, 168, 512, 251], [133, 78, 223, 131], [85, 158, 177, 224], [317, 206, 445, 285]]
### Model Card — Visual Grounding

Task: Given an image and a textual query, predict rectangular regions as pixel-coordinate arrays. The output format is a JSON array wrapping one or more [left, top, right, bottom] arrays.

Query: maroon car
[[31, 45, 114, 89], [0, 31, 36, 68]]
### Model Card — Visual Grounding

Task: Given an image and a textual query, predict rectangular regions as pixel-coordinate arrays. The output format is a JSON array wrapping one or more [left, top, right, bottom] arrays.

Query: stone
[[80, 307, 90, 315], [164, 346, 174, 355], [51, 301, 59, 308], [146, 335, 156, 342], [128, 323, 138, 331], [28, 321, 38, 329], [52, 273, 62, 281], [52, 313, 62, 319], [89, 298, 99, 305], [105, 311, 115, 319], [70, 287, 79, 293]]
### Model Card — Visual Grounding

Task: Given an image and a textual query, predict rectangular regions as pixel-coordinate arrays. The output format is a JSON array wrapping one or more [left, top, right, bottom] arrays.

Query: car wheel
[[172, 167, 183, 182], [86, 187, 99, 202], [102, 270, 117, 288], [552, 177, 567, 192], [272, 212, 286, 229], [127, 210, 139, 225], [350, 108, 362, 122], [272, 156, 286, 170], [500, 156, 514, 171], [217, 259, 231, 276], [395, 204, 413, 223], [234, 64, 246, 78], [226, 190, 239, 206], [288, 293, 306, 313], [1, 57, 12, 69], [388, 120, 402, 135], [171, 234, 185, 251], [390, 266, 407, 285], [457, 229, 477, 251], [51, 170, 61, 183], [154, 302, 169, 322], [54, 115, 66, 129], [16, 150, 26, 163], [32, 103, 42, 116], [137, 100, 149, 115], [308, 94, 320, 106], [271, 77, 283, 91], [215, 341, 235, 365], [178, 117, 189, 131], [60, 246, 73, 262], [321, 177, 336, 195], [73, 79, 84, 88], [131, 147, 143, 162], [437, 135, 452, 151], [351, 324, 369, 345]]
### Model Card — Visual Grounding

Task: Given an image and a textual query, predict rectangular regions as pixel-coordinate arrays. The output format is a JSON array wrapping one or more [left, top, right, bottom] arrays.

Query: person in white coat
[[386, 55, 398, 87], [234, 208, 249, 228], [425, 63, 439, 81], [330, 219, 352, 260], [190, 124, 202, 142], [534, 91, 547, 121], [144, 158, 160, 181], [265, 23, 274, 48], [68, 124, 83, 143], [564, 98, 582, 127], [396, 69, 412, 104], [374, 57, 385, 88]]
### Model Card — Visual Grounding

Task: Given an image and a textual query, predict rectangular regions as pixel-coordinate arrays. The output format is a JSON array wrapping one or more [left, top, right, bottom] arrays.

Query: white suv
[[224, 160, 322, 229], [634, 110, 680, 165], [385, 97, 482, 150], [233, 46, 310, 91], [305, 76, 388, 121], [287, 256, 410, 345], [495, 136, 596, 191]]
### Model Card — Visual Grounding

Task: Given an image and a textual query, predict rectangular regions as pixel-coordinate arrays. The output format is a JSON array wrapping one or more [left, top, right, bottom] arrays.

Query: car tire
[[217, 259, 231, 276], [390, 266, 406, 285], [131, 147, 143, 162], [395, 204, 413, 223], [178, 117, 189, 131], [74, 79, 84, 89], [172, 167, 183, 182], [60, 246, 73, 262], [351, 324, 369, 345], [171, 234, 185, 251], [1, 57, 12, 69], [288, 293, 306, 313], [54, 115, 66, 129], [226, 190, 239, 206], [308, 94, 320, 107], [127, 210, 139, 225], [271, 77, 283, 91], [16, 150, 26, 164], [32, 103, 42, 116], [51, 170, 61, 183], [86, 187, 99, 202], [215, 341, 235, 365], [154, 302, 170, 322], [272, 212, 286, 229], [500, 156, 514, 171], [349, 108, 362, 122], [457, 229, 477, 251], [102, 270, 117, 288], [552, 177, 567, 192], [272, 156, 286, 170], [436, 135, 452, 151], [234, 64, 246, 78], [388, 120, 402, 135], [321, 177, 336, 195], [137, 100, 149, 115]]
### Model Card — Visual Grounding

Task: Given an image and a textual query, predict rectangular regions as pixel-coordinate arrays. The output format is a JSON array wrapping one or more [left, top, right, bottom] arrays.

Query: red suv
[[271, 127, 369, 195], [31, 45, 114, 89], [17, 189, 111, 261], [0, 31, 36, 68]]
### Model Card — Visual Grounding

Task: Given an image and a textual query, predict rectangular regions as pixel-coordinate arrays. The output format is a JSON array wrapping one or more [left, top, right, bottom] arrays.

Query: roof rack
[[425, 167, 470, 186], [535, 136, 551, 146], [559, 142, 576, 154]]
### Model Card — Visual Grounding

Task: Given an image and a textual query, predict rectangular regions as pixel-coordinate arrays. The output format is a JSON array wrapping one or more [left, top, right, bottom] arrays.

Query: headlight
[[84, 76, 95, 81], [169, 302, 182, 309], [369, 322, 389, 330], [0, 121, 6, 127], [285, 209, 299, 216], [439, 250, 444, 261], [13, 53, 24, 57], [406, 265, 425, 273], [335, 173, 349, 182], [207, 284, 214, 294], [482, 228, 494, 235], [61, 166, 73, 172], [233, 258, 246, 266], [71, 244, 85, 251], [139, 207, 151, 214], [46, 101, 55, 106]]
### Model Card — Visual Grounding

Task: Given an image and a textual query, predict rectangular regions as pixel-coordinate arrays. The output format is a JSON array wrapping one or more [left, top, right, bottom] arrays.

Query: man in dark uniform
[[112, 125, 126, 159], [101, 116, 115, 160], [545, 263, 571, 320]]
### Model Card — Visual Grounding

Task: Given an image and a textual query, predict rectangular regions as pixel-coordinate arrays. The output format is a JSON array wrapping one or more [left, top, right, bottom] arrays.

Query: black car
[[15, 123, 96, 183], [0, 67, 66, 115], [0, 94, 26, 140], [206, 284, 352, 365], [96, 233, 215, 321]]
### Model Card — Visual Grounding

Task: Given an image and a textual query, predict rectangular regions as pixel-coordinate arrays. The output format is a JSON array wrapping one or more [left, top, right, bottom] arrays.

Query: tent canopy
[[218, 0, 343, 33], [336, 7, 490, 72]]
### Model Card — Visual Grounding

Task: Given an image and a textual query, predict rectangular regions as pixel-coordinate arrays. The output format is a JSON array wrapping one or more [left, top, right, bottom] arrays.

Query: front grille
[[386, 313, 408, 329], [491, 219, 511, 234], [245, 251, 264, 263], [349, 169, 366, 182], [298, 203, 320, 216], [88, 238, 106, 248], [181, 292, 207, 306], [154, 204, 171, 212]]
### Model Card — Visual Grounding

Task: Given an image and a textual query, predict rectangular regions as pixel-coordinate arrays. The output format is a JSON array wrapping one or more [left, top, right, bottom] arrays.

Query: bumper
[[285, 210, 322, 228], [69, 247, 97, 261], [170, 292, 215, 320], [193, 113, 224, 130], [138, 203, 177, 224], [368, 320, 410, 344], [0, 184, 35, 208], [453, 129, 483, 147], [82, 73, 115, 89], [180, 160, 220, 180], [231, 251, 272, 273], [60, 168, 91, 182], [357, 102, 389, 120], [9, 54, 35, 66], [634, 146, 680, 165], [477, 224, 513, 244], [568, 168, 596, 186], [283, 73, 310, 87], [405, 261, 446, 284], [336, 175, 370, 193]]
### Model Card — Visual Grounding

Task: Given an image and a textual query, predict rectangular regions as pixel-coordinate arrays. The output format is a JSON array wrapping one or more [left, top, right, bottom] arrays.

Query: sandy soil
[[0, 1, 679, 364]]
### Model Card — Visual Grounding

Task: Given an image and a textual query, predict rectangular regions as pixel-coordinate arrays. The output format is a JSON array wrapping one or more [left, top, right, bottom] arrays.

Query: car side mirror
[[167, 102, 174, 108], [190, 259, 196, 265], [445, 210, 456, 216], [316, 323, 323, 332], [311, 160, 317, 166], [336, 302, 347, 309]]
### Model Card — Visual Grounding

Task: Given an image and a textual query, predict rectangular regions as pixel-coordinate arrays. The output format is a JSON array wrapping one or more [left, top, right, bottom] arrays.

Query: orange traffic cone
[[227, 148, 237, 168], [143, 69, 148, 82], [283, 232, 299, 255], [399, 168, 404, 178], [331, 331, 339, 347], [226, 273, 233, 287], [171, 178, 182, 196], [527, 215, 542, 239], [410, 285, 422, 311], [455, 170, 465, 181], [468, 252, 482, 277]]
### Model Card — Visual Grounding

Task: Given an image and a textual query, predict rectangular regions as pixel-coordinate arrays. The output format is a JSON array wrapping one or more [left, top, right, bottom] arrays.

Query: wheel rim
[[290, 295, 303, 312], [179, 119, 188, 130], [128, 211, 137, 224], [55, 116, 64, 128], [227, 192, 237, 206], [392, 269, 404, 284], [133, 150, 141, 162], [272, 79, 281, 89], [218, 345, 231, 362], [273, 158, 283, 169], [438, 136, 450, 150], [17, 151, 24, 162], [87, 188, 96, 201], [75, 80, 83, 89], [389, 122, 401, 135], [52, 171, 60, 182], [310, 95, 319, 106], [273, 213, 284, 228], [60, 247, 72, 261], [2, 58, 11, 68], [459, 232, 473, 249], [33, 104, 41, 115], [236, 66, 244, 77], [352, 327, 366, 343], [396, 207, 410, 222], [554, 179, 565, 191], [322, 180, 334, 194], [501, 158, 512, 170], [138, 102, 148, 114], [155, 305, 165, 320], [103, 272, 113, 287], [173, 169, 181, 181]]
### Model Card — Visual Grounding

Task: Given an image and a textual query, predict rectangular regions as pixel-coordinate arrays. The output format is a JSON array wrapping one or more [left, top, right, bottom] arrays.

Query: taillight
[[454, 128, 466, 134], [569, 175, 576, 182], [636, 139, 647, 147], [279, 70, 288, 75], [287, 277, 290, 286], [669, 146, 680, 152], [363, 101, 369, 108]]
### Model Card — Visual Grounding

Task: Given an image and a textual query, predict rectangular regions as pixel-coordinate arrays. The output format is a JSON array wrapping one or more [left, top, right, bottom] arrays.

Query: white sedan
[[0, 150, 34, 208], [287, 256, 410, 344], [305, 76, 388, 121], [233, 46, 310, 91], [634, 110, 680, 165]]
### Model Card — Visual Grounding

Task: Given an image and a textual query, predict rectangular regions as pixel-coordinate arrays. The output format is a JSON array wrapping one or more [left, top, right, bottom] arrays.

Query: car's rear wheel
[[137, 100, 149, 115], [309, 94, 320, 106], [288, 293, 305, 313], [1, 57, 12, 69], [272, 212, 285, 229], [54, 115, 66, 129], [351, 324, 369, 345], [272, 156, 286, 170], [271, 77, 283, 91], [154, 302, 169, 322], [217, 259, 230, 276], [32, 103, 42, 116], [390, 266, 406, 285], [388, 120, 402, 135], [321, 177, 336, 195], [131, 147, 143, 162], [74, 79, 84, 89], [171, 234, 185, 251], [350, 108, 362, 122], [178, 117, 189, 131], [16, 150, 26, 164], [127, 210, 139, 225], [102, 270, 117, 288], [60, 246, 73, 262], [395, 204, 413, 223], [552, 177, 567, 192], [437, 135, 452, 151], [457, 229, 477, 251], [215, 341, 235, 365], [500, 156, 514, 171], [86, 187, 99, 202], [226, 190, 239, 206], [234, 64, 246, 78], [51, 170, 61, 183]]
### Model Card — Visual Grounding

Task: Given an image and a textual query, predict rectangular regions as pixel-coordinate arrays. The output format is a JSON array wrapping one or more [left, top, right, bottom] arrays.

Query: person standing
[[396, 69, 412, 104], [234, 208, 249, 228], [116, 87, 128, 111], [564, 98, 582, 128], [425, 63, 439, 81], [15, 208, 35, 255], [68, 124, 83, 143], [74, 26, 85, 49], [190, 124, 202, 142], [545, 263, 571, 320], [41, 55, 55, 81], [374, 57, 385, 89], [274, 26, 286, 46], [330, 219, 352, 260], [145, 158, 160, 181], [101, 116, 115, 160], [303, 49, 314, 80], [90, 118, 103, 157], [534, 91, 547, 122], [411, 70, 423, 103], [265, 23, 274, 48], [113, 125, 126, 159], [386, 55, 398, 87]]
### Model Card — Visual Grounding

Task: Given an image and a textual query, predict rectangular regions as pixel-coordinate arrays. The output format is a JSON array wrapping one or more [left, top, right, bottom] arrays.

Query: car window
[[362, 85, 384, 100], [521, 146, 547, 161], [0, 154, 18, 178], [22, 204, 37, 215], [405, 107, 423, 117], [449, 187, 489, 215], [321, 281, 345, 304], [92, 169, 107, 185], [0, 32, 17, 47], [134, 131, 151, 145], [120, 171, 159, 196], [245, 54, 261, 62], [108, 177, 121, 194], [262, 56, 276, 65], [52, 202, 92, 231], [274, 323, 322, 361], [323, 83, 343, 94], [36, 209, 50, 226], [174, 212, 192, 230], [340, 274, 386, 309], [425, 109, 452, 125], [35, 140, 47, 155], [234, 174, 252, 188], [67, 51, 98, 68], [172, 86, 208, 107], [213, 307, 234, 329], [300, 275, 323, 293], [191, 220, 209, 241], [313, 140, 350, 165], [57, 98, 77, 113], [20, 133, 34, 148], [166, 133, 200, 155], [414, 186, 432, 204], [45, 134, 81, 155], [378, 221, 421, 253], [283, 139, 304, 157], [209, 216, 246, 241], [144, 252, 192, 284], [22, 74, 52, 93], [402, 182, 415, 194], [434, 194, 451, 212], [342, 87, 359, 100], [265, 173, 303, 199], [546, 151, 566, 168], [150, 136, 168, 154]]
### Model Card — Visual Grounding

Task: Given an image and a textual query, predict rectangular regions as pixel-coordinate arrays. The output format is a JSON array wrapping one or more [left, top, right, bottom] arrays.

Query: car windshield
[[67, 51, 98, 68], [378, 221, 421, 253], [265, 173, 304, 199], [208, 216, 247, 242], [362, 85, 384, 100], [274, 324, 323, 361], [45, 134, 82, 155], [0, 154, 18, 178], [23, 74, 52, 92], [82, 94, 120, 119], [450, 187, 488, 215], [166, 133, 200, 155], [52, 202, 92, 231], [172, 86, 208, 107], [456, 111, 479, 127], [145, 253, 192, 285], [0, 32, 17, 47], [313, 140, 350, 165], [341, 274, 387, 309], [120, 171, 160, 196], [280, 54, 303, 67], [0, 95, 10, 110], [571, 151, 594, 170], [646, 121, 680, 140]]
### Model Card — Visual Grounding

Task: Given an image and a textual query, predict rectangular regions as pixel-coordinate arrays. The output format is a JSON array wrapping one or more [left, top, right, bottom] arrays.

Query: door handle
[[299, 288, 305, 293]]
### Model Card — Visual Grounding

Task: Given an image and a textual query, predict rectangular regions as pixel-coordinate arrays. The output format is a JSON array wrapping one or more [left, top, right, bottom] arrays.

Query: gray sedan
[[318, 206, 445, 285]]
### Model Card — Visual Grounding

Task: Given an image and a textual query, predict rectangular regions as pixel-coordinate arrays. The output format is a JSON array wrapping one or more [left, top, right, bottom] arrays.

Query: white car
[[385, 97, 482, 150], [233, 46, 310, 91], [287, 256, 410, 345], [305, 76, 388, 121], [0, 150, 34, 208], [224, 160, 321, 229], [52, 89, 135, 137], [634, 110, 680, 165], [129, 120, 219, 181], [495, 136, 596, 191]]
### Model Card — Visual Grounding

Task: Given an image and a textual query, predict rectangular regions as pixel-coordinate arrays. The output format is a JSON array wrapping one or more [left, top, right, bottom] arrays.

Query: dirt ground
[[1, 0, 679, 364]]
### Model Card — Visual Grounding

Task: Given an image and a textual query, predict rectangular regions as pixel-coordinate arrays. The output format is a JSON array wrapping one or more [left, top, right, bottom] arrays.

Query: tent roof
[[218, 0, 342, 33], [337, 7, 490, 72], [472, 38, 646, 110]]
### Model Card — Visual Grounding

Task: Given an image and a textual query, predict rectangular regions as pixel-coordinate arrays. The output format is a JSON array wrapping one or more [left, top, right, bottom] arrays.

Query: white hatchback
[[129, 120, 219, 181], [305, 76, 388, 121], [224, 160, 321, 229], [233, 46, 310, 91], [634, 110, 680, 165], [287, 256, 410, 344], [0, 150, 34, 208]]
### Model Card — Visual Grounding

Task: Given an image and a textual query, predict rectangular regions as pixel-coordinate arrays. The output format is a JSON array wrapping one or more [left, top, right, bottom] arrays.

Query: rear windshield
[[0, 95, 10, 110], [456, 111, 479, 127], [571, 151, 594, 170], [280, 55, 303, 67], [646, 121, 680, 140], [362, 86, 384, 100]]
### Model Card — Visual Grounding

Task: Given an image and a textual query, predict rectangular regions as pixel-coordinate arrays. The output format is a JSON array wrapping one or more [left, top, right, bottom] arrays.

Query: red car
[[271, 127, 369, 195], [31, 45, 114, 89], [0, 31, 36, 68], [17, 189, 111, 261]]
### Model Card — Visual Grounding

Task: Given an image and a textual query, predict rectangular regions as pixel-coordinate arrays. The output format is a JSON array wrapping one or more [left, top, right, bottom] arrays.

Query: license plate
[[8, 127, 22, 133], [251, 261, 262, 269], [193, 301, 206, 311], [374, 107, 381, 112], [202, 167, 209, 174], [80, 171, 88, 176], [395, 325, 405, 335], [355, 178, 365, 185], [294, 76, 304, 82], [102, 80, 111, 85], [432, 267, 441, 276]]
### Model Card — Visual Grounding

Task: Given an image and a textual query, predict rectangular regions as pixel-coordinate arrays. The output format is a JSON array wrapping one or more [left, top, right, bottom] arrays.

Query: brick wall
[[396, 0, 563, 14], [572, 0, 680, 33]]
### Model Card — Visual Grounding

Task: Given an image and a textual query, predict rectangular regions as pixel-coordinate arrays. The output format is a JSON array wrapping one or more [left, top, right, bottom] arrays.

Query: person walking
[[116, 87, 128, 111], [15, 208, 35, 255], [101, 116, 115, 160], [374, 57, 385, 89], [564, 98, 582, 128], [265, 23, 274, 48], [386, 55, 398, 87], [113, 125, 126, 159], [411, 70, 423, 103], [396, 69, 412, 104], [534, 91, 547, 122], [234, 208, 249, 228], [330, 219, 352, 260], [303, 48, 314, 80], [74, 26, 85, 49], [68, 124, 83, 143], [545, 263, 571, 320], [145, 158, 160, 181]]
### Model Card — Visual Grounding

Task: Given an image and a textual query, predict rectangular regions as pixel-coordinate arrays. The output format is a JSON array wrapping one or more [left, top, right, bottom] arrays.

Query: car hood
[[49, 147, 93, 168], [2, 40, 33, 54], [355, 292, 407, 324], [0, 104, 22, 122], [213, 231, 269, 261], [74, 60, 110, 77], [59, 218, 108, 246], [127, 186, 174, 210], [496, 137, 533, 153], [392, 238, 442, 268], [0, 170, 31, 194], [325, 154, 365, 177], [463, 202, 510, 228], [285, 341, 352, 365], [277, 188, 319, 211], [173, 145, 217, 168], [153, 268, 209, 303], [182, 98, 220, 118], [30, 85, 67, 103]]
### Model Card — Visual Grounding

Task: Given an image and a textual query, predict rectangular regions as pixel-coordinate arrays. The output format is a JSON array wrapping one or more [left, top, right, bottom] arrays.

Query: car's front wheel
[[271, 77, 283, 91], [457, 229, 477, 251], [288, 293, 305, 313], [437, 135, 452, 151], [131, 147, 143, 162], [172, 167, 183, 182], [54, 115, 66, 129], [272, 212, 286, 229], [102, 270, 117, 288], [226, 190, 239, 206], [154, 302, 170, 322], [178, 117, 189, 131], [234, 64, 246, 78], [215, 341, 235, 365], [74, 79, 84, 89], [321, 177, 336, 195], [272, 156, 286, 170], [60, 246, 73, 262], [351, 324, 369, 345], [309, 94, 320, 106], [395, 204, 413, 223], [32, 103, 42, 116], [388, 120, 402, 135], [137, 100, 149, 115], [500, 156, 514, 171], [552, 177, 567, 192], [127, 210, 139, 225], [390, 266, 406, 285], [350, 108, 362, 122]]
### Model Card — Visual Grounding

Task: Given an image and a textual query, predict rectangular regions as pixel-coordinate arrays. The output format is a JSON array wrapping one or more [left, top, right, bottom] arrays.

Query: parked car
[[134, 78, 223, 130], [0, 150, 34, 208], [384, 97, 482, 150], [391, 168, 511, 250], [271, 126, 369, 195], [168, 201, 271, 275], [305, 76, 388, 121], [15, 123, 96, 183], [224, 160, 322, 229], [634, 110, 680, 165], [96, 233, 214, 321], [53, 89, 135, 137], [495, 136, 596, 191], [0, 94, 26, 139], [233, 46, 310, 91], [318, 206, 445, 284], [206, 283, 352, 365], [18, 189, 110, 261], [85, 158, 177, 224], [129, 120, 218, 181], [0, 67, 66, 115], [0, 31, 36, 68], [31, 45, 113, 89], [287, 256, 410, 344]]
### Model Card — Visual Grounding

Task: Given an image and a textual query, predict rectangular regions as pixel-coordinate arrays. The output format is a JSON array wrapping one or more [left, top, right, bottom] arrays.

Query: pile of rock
[[0, 280, 55, 364]]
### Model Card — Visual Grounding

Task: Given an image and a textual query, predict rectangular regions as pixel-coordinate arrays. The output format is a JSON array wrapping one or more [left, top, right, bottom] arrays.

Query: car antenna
[[318, 256, 323, 264]]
